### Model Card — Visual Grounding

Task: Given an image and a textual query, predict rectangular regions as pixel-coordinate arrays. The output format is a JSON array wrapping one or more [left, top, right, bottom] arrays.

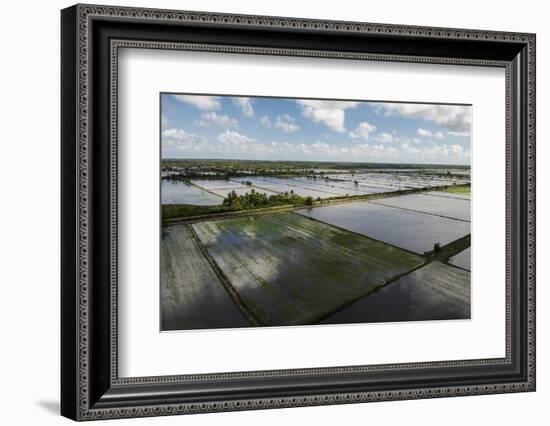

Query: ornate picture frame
[[61, 4, 535, 421]]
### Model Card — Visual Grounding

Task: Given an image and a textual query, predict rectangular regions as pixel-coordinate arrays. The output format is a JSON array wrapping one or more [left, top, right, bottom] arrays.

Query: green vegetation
[[163, 190, 308, 221], [442, 184, 471, 195], [162, 204, 236, 221], [223, 189, 305, 209]]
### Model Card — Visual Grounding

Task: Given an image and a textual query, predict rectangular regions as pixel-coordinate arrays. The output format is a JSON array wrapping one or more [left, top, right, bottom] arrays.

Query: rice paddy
[[161, 180, 223, 205], [161, 224, 250, 330], [162, 171, 470, 206], [448, 247, 471, 271], [296, 201, 470, 254], [372, 193, 471, 222], [321, 261, 470, 324], [160, 162, 471, 330], [208, 186, 278, 198], [191, 213, 424, 326]]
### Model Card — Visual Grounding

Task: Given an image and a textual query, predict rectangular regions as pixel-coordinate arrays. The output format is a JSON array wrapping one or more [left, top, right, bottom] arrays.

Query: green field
[[442, 185, 471, 195], [191, 212, 424, 325]]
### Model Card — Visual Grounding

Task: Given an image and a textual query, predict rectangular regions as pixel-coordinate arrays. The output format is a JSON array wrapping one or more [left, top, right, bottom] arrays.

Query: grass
[[162, 204, 237, 221], [191, 212, 424, 326], [442, 184, 471, 195]]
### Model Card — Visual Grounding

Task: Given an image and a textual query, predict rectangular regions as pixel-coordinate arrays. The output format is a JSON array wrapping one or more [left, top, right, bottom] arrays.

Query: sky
[[161, 94, 471, 165]]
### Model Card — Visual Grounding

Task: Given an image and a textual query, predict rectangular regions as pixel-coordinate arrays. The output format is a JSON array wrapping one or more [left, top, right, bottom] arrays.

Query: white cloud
[[161, 128, 209, 156], [373, 132, 394, 143], [162, 128, 202, 142], [417, 128, 445, 140], [274, 114, 299, 133], [297, 99, 358, 132], [194, 112, 237, 129], [348, 122, 377, 140], [232, 97, 254, 118], [287, 140, 470, 163], [260, 115, 271, 128], [377, 103, 471, 133], [450, 144, 463, 154], [217, 130, 255, 146], [162, 128, 470, 163], [448, 131, 470, 137], [172, 95, 221, 110]]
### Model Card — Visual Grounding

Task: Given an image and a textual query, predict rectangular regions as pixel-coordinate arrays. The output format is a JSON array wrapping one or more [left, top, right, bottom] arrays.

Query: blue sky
[[161, 94, 471, 165]]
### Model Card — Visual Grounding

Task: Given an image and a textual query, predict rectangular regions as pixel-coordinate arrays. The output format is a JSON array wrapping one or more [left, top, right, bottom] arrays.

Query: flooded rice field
[[190, 179, 243, 190], [208, 186, 278, 198], [296, 201, 470, 254], [372, 193, 471, 222], [236, 177, 339, 199], [423, 190, 470, 200], [161, 180, 223, 205], [161, 167, 471, 330], [267, 177, 367, 197], [191, 213, 423, 326], [161, 224, 250, 330], [448, 247, 471, 271], [321, 261, 470, 324], [162, 171, 470, 205], [288, 177, 380, 195]]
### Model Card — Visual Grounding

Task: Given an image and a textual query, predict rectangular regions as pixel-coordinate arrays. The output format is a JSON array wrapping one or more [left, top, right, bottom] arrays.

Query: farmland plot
[[161, 224, 250, 330], [282, 177, 369, 197], [191, 179, 243, 190], [248, 177, 371, 199], [192, 213, 423, 326], [322, 180, 392, 194], [323, 177, 405, 193], [372, 193, 471, 222], [424, 190, 470, 200], [259, 177, 340, 198], [296, 201, 470, 254], [439, 186, 471, 196], [321, 261, 470, 324], [207, 186, 278, 198], [161, 180, 223, 205], [448, 247, 471, 271]]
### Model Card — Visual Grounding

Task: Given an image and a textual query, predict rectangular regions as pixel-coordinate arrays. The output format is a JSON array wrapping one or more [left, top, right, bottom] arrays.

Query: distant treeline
[[162, 171, 311, 181], [161, 158, 471, 173]]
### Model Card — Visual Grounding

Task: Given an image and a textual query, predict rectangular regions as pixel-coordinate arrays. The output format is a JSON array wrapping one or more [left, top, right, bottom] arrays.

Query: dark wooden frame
[[61, 4, 536, 421]]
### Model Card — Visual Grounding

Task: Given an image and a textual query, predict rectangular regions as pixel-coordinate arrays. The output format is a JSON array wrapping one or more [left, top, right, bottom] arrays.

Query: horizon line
[[161, 157, 471, 167]]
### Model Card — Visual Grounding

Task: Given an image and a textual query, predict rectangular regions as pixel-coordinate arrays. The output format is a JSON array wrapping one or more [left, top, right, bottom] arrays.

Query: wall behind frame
[[0, 0, 546, 425]]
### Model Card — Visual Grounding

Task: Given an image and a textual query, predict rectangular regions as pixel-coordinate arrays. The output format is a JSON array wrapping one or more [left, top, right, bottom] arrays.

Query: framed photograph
[[61, 4, 536, 421]]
